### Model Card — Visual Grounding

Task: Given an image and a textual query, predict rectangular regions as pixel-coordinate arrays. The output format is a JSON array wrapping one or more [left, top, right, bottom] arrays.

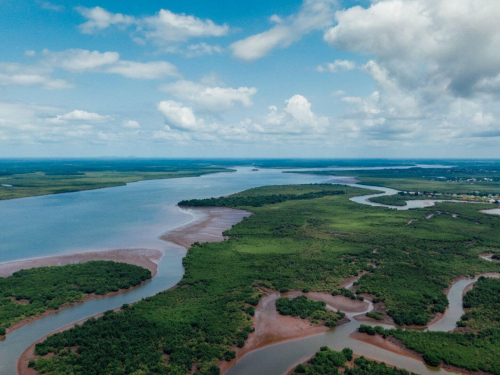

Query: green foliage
[[342, 347, 353, 361], [366, 312, 383, 321], [179, 187, 345, 207], [29, 183, 500, 374], [0, 261, 150, 329], [460, 277, 500, 329], [363, 327, 500, 374], [293, 347, 414, 374], [275, 295, 341, 325], [0, 159, 230, 200]]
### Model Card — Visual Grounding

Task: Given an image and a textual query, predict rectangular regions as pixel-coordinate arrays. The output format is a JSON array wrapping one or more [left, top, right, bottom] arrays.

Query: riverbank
[[220, 286, 370, 373], [17, 206, 252, 374], [161, 207, 252, 248], [0, 249, 162, 337], [0, 248, 162, 278]]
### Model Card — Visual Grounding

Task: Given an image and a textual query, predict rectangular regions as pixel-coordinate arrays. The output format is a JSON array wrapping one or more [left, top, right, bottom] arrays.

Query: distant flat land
[[0, 159, 231, 200]]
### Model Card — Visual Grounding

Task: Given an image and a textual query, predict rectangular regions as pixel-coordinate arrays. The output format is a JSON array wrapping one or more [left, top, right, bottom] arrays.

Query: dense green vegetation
[[29, 183, 500, 374], [179, 189, 345, 207], [275, 295, 343, 326], [0, 159, 230, 200], [293, 346, 414, 374], [359, 324, 500, 374], [0, 261, 151, 334], [369, 195, 409, 206], [458, 277, 500, 330]]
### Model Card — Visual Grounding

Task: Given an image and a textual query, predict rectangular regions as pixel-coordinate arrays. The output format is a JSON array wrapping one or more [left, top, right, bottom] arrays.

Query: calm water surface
[[0, 166, 491, 374], [0, 167, 331, 374]]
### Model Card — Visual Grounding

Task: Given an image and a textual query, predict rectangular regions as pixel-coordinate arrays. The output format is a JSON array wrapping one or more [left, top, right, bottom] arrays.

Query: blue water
[[0, 167, 331, 373]]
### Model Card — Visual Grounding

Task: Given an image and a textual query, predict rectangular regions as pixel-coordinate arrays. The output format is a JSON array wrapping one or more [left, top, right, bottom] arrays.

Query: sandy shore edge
[[17, 206, 251, 375]]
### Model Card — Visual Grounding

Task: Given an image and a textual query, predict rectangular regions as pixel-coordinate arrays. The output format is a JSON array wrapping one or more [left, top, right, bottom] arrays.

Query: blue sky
[[1, 0, 499, 158]]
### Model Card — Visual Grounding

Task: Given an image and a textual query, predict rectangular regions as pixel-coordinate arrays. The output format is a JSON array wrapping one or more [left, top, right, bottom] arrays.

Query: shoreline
[[0, 248, 162, 337], [161, 206, 252, 248], [17, 206, 251, 375], [220, 288, 370, 374]]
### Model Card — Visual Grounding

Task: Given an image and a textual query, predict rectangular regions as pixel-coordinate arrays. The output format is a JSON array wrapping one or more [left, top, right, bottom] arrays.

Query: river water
[[0, 166, 496, 374]]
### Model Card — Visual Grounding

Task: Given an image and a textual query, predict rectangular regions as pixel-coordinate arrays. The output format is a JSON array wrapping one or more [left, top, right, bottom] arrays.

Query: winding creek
[[0, 166, 498, 374]]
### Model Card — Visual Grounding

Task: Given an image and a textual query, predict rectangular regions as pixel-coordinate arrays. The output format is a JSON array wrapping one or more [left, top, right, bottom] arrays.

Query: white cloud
[[43, 49, 120, 72], [324, 0, 500, 98], [37, 0, 63, 11], [316, 60, 355, 73], [161, 80, 257, 112], [142, 9, 229, 44], [49, 110, 113, 124], [0, 63, 73, 90], [256, 95, 329, 134], [11, 49, 178, 81], [24, 50, 36, 57], [123, 120, 140, 129], [106, 61, 178, 79], [185, 43, 223, 57], [76, 6, 135, 34], [158, 101, 219, 132], [76, 6, 229, 46], [231, 0, 336, 61], [318, 0, 500, 146]]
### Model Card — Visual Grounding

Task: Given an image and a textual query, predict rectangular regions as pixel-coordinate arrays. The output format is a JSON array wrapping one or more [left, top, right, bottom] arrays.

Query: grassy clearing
[[29, 184, 500, 374]]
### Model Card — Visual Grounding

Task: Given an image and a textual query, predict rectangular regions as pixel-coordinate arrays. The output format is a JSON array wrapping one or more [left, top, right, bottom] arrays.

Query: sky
[[1, 0, 499, 158]]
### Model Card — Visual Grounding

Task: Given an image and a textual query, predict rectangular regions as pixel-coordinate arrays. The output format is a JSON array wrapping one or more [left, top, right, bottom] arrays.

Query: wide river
[[0, 166, 497, 374]]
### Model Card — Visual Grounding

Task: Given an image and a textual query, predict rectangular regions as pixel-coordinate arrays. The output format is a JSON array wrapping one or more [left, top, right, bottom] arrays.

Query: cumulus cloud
[[319, 0, 500, 146], [316, 60, 355, 73], [0, 63, 73, 90], [231, 0, 336, 61], [161, 80, 257, 113], [106, 61, 178, 79], [258, 95, 329, 134], [123, 120, 140, 129], [185, 43, 223, 57], [76, 6, 135, 34], [43, 49, 119, 72], [24, 50, 36, 57], [142, 9, 229, 44], [48, 110, 114, 124], [76, 6, 229, 46], [6, 49, 178, 82], [158, 101, 219, 132], [0, 102, 121, 144], [324, 0, 500, 98]]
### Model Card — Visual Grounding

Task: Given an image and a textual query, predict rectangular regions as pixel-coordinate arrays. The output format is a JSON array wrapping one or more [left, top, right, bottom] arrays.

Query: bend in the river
[[0, 166, 497, 374]]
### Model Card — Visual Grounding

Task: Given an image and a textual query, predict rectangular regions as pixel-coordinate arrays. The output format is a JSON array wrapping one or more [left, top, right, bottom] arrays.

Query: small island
[[0, 261, 152, 337]]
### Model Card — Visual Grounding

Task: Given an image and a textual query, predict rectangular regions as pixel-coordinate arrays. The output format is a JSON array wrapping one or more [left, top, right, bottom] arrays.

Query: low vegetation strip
[[292, 346, 414, 375], [0, 163, 229, 200], [358, 325, 500, 374], [0, 261, 151, 335], [26, 184, 500, 374], [178, 187, 345, 207]]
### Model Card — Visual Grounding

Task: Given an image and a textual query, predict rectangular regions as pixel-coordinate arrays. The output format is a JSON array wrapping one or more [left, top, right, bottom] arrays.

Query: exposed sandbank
[[17, 206, 251, 374], [161, 207, 252, 248], [219, 288, 369, 373], [0, 248, 162, 278], [0, 248, 162, 337]]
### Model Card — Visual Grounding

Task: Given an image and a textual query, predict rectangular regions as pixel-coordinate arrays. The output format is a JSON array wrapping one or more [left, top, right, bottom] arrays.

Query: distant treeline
[[179, 190, 345, 208]]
